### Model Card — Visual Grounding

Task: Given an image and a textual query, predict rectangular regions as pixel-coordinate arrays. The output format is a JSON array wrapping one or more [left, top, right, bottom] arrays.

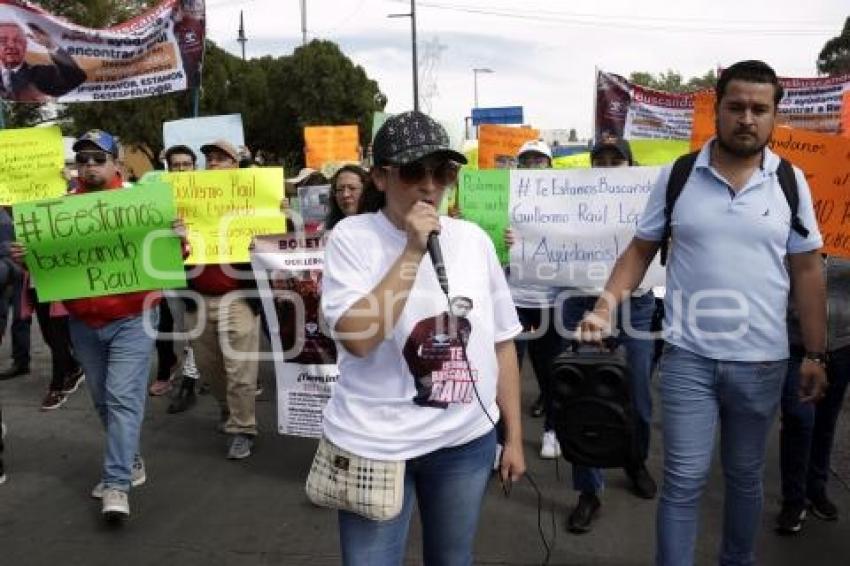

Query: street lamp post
[[473, 67, 493, 109]]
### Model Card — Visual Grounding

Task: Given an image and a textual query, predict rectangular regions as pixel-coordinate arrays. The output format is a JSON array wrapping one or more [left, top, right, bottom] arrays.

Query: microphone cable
[[452, 301, 557, 566]]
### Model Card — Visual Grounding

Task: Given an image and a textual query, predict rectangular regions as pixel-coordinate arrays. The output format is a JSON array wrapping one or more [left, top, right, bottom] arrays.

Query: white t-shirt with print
[[321, 211, 522, 460]]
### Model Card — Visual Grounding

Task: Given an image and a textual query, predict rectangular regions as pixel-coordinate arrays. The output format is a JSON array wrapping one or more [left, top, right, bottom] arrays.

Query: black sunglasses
[[75, 151, 110, 165], [387, 159, 460, 187]]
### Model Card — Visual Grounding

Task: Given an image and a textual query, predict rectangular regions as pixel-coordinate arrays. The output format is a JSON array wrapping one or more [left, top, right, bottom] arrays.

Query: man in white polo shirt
[[579, 60, 827, 566]]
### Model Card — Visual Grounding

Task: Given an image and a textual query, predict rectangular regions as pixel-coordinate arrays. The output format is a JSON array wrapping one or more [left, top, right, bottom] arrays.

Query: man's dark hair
[[164, 144, 197, 167], [715, 60, 784, 106]]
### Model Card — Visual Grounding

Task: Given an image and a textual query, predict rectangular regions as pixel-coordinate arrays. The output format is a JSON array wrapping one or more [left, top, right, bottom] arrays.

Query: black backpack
[[659, 151, 810, 266], [548, 344, 638, 469]]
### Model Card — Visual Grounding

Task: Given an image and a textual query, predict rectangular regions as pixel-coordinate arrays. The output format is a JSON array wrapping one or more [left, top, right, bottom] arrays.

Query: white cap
[[517, 139, 552, 160]]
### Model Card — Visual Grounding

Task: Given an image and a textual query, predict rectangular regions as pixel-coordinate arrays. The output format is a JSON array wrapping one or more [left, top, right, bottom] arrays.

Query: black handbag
[[548, 342, 638, 469]]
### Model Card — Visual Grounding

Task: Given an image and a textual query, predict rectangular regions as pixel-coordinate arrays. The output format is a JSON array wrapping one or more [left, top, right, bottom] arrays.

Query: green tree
[[629, 69, 717, 92], [817, 17, 850, 76]]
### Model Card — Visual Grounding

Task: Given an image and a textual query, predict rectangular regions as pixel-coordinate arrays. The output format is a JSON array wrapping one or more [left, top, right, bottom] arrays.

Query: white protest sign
[[251, 232, 337, 438], [508, 167, 666, 289]]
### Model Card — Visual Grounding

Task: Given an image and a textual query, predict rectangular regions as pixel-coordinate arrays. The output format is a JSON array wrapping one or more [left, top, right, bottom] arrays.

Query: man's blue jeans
[[560, 292, 655, 493], [69, 311, 157, 492], [338, 429, 496, 566], [656, 344, 786, 566], [780, 345, 850, 505]]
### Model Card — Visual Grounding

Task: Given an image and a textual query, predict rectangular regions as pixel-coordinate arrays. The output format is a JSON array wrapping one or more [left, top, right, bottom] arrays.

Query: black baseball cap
[[372, 111, 467, 166]]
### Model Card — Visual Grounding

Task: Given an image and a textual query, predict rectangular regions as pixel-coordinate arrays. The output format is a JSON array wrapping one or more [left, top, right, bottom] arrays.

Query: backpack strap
[[660, 151, 700, 266], [775, 158, 809, 239]]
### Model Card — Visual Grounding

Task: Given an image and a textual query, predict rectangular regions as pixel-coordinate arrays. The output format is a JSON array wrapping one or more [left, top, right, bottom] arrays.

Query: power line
[[404, 1, 837, 36]]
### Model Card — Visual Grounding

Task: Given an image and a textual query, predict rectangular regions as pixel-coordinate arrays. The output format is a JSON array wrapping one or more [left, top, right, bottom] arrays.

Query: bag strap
[[776, 158, 809, 239], [660, 151, 699, 266]]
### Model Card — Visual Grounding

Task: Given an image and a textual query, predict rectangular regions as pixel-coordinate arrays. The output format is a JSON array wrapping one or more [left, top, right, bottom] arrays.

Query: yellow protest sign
[[553, 152, 590, 169], [0, 126, 66, 205], [630, 139, 691, 165], [477, 125, 539, 169], [304, 126, 360, 169], [166, 168, 286, 264]]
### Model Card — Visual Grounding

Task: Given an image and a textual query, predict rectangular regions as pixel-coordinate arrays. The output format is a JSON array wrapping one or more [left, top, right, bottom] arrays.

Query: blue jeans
[[338, 429, 496, 566], [780, 345, 850, 505], [69, 310, 157, 492], [515, 306, 563, 431], [560, 292, 655, 493], [656, 344, 786, 566]]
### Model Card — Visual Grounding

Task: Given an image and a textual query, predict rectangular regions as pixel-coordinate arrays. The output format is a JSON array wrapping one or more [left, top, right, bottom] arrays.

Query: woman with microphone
[[319, 111, 525, 565]]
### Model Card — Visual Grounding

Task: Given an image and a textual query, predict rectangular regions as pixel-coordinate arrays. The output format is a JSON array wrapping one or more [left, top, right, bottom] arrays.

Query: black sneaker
[[568, 492, 601, 534], [809, 492, 839, 521], [776, 502, 807, 534], [0, 362, 29, 380], [167, 379, 197, 414], [625, 463, 658, 499]]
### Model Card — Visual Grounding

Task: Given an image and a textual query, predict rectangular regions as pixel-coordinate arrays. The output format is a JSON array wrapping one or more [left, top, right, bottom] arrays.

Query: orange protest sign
[[690, 90, 716, 151], [303, 125, 360, 169], [841, 91, 850, 138], [477, 124, 539, 169], [768, 127, 850, 258]]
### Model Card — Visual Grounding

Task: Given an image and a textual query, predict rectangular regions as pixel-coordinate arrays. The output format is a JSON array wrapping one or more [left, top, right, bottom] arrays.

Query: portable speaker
[[548, 343, 638, 469]]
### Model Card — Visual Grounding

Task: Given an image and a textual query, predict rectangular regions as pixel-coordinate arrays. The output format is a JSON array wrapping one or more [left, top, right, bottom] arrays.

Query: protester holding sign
[[508, 139, 565, 461], [320, 111, 524, 564], [579, 61, 826, 566], [182, 139, 262, 461], [16, 130, 178, 521]]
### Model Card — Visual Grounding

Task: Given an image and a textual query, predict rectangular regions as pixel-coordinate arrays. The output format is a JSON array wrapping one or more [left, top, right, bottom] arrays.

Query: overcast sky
[[205, 0, 848, 138]]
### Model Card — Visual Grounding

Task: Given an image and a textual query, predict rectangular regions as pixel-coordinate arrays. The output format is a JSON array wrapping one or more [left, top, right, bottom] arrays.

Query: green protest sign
[[458, 169, 510, 263], [13, 182, 187, 301]]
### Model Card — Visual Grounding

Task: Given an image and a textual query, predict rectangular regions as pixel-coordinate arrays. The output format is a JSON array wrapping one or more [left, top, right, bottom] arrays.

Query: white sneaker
[[540, 430, 561, 459], [101, 488, 129, 519], [91, 456, 146, 498]]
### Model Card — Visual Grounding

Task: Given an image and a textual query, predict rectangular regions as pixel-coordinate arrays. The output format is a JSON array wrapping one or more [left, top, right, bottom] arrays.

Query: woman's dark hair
[[325, 164, 369, 230], [716, 60, 784, 107]]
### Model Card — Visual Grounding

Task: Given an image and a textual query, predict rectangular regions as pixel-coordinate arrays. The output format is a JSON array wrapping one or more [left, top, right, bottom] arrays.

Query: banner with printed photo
[[166, 167, 286, 264], [598, 70, 850, 143], [251, 233, 337, 438], [508, 167, 665, 289], [12, 181, 186, 301], [0, 125, 66, 204], [0, 0, 205, 103]]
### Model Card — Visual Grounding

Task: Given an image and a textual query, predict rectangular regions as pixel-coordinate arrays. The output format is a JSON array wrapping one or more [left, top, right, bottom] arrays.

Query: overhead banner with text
[[251, 233, 337, 439], [166, 167, 286, 264], [0, 125, 66, 204], [12, 182, 186, 301], [597, 70, 850, 142], [0, 0, 205, 103]]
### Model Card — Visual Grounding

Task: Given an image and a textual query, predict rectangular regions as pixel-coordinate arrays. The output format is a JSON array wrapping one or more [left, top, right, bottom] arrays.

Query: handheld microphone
[[427, 231, 449, 297]]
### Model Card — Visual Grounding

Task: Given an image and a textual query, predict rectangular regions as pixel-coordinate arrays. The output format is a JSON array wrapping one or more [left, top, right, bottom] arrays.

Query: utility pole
[[389, 0, 419, 112], [237, 10, 247, 60], [301, 0, 307, 46]]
